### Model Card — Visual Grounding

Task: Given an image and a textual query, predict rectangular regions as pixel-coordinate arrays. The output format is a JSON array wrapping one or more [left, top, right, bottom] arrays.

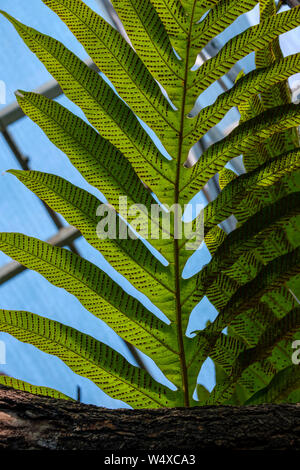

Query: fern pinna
[[0, 0, 299, 408]]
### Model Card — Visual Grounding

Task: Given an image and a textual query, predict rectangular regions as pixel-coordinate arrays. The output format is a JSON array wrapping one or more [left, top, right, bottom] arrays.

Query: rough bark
[[0, 386, 299, 451]]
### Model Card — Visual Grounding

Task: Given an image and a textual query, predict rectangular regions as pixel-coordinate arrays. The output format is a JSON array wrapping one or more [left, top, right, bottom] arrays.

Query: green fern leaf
[[182, 106, 300, 201], [8, 169, 176, 314], [110, 0, 184, 96], [244, 366, 300, 405], [205, 248, 300, 335], [0, 375, 73, 401], [42, 0, 179, 147], [15, 91, 155, 213], [1, 0, 299, 407], [203, 150, 300, 234], [200, 192, 300, 291], [0, 232, 179, 380], [0, 310, 176, 408], [0, 11, 175, 204], [195, 53, 300, 138], [190, 7, 300, 96]]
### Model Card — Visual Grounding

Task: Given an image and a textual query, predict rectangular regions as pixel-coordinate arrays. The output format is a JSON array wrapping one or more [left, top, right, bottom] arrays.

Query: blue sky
[[0, 1, 299, 407]]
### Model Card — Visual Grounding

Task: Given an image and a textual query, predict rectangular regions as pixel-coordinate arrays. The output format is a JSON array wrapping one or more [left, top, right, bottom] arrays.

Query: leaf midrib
[[174, 0, 199, 407]]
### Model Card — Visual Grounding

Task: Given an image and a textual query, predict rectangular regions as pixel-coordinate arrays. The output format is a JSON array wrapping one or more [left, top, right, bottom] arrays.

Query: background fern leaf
[[245, 366, 300, 404]]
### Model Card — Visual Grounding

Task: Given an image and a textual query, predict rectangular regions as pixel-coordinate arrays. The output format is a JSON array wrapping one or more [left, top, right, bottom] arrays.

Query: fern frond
[[15, 91, 156, 211], [149, 0, 189, 46], [8, 170, 176, 314], [200, 193, 300, 292], [244, 366, 300, 404], [204, 225, 227, 256], [203, 151, 300, 234], [194, 53, 300, 138], [110, 0, 184, 94], [218, 168, 237, 191], [190, 7, 300, 96], [191, 0, 258, 52], [182, 107, 300, 200], [0, 233, 179, 376], [0, 11, 175, 204], [205, 248, 300, 335], [0, 310, 176, 408], [0, 375, 73, 401], [1, 0, 299, 407], [209, 307, 300, 404], [42, 0, 178, 146]]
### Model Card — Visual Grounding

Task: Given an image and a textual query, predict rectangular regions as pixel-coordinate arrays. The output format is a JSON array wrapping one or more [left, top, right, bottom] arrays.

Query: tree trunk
[[0, 386, 299, 451]]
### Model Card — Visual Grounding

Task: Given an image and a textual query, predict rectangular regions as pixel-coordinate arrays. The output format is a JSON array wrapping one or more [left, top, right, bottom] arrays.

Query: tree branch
[[0, 387, 300, 450]]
